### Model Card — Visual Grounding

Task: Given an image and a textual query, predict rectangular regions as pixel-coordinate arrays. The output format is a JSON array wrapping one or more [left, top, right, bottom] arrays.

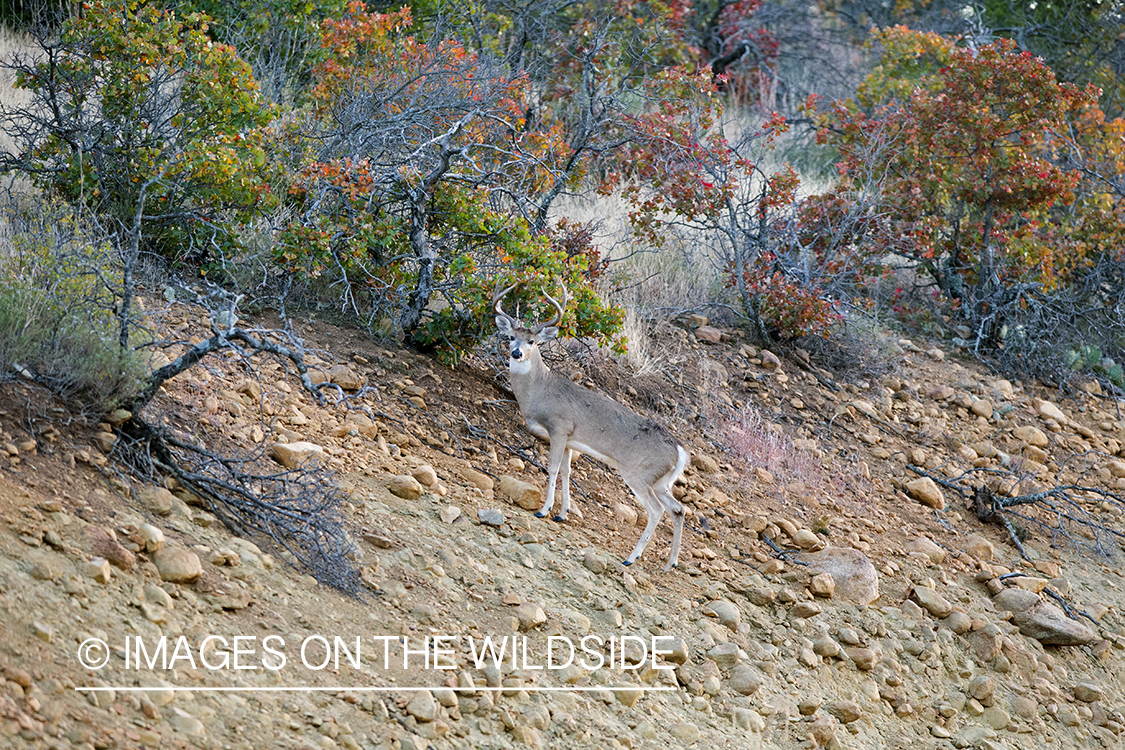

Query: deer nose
[[511, 347, 523, 359]]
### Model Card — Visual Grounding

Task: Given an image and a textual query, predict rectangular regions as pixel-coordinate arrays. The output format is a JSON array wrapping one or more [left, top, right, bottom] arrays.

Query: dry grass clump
[[704, 396, 873, 522], [722, 405, 827, 487]]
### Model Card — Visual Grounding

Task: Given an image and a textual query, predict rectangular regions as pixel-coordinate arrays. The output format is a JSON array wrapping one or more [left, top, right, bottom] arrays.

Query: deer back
[[516, 364, 681, 475]]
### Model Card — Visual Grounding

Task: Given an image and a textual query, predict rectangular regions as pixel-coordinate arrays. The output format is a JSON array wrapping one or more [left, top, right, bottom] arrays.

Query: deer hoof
[[622, 559, 633, 566], [552, 515, 566, 523], [534, 512, 547, 518]]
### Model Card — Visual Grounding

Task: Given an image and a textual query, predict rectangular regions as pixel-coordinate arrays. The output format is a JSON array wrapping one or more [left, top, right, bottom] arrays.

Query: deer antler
[[540, 282, 566, 329], [493, 282, 519, 324]]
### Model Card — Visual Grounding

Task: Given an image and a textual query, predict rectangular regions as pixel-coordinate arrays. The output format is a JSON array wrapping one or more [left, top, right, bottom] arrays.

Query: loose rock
[[1012, 425, 1049, 447], [411, 464, 439, 488], [515, 602, 546, 630], [793, 529, 823, 550], [137, 486, 176, 516], [826, 700, 862, 723], [809, 573, 835, 598], [847, 648, 878, 670], [727, 665, 761, 696], [798, 547, 879, 605], [695, 326, 722, 344], [478, 508, 506, 526], [912, 586, 953, 618], [906, 536, 945, 564], [1012, 599, 1097, 645], [498, 476, 542, 511], [1034, 399, 1068, 425], [670, 722, 701, 744], [461, 468, 495, 492], [387, 474, 424, 500], [1074, 680, 1105, 702], [152, 547, 203, 583], [905, 477, 945, 509], [971, 399, 994, 419], [705, 599, 741, 630], [707, 642, 740, 669], [269, 442, 326, 470], [327, 364, 364, 391], [963, 534, 994, 561], [85, 557, 112, 584], [406, 690, 437, 722], [137, 523, 165, 553]]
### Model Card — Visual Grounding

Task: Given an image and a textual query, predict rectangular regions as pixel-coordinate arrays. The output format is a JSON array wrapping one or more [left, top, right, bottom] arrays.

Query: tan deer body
[[495, 284, 688, 571]]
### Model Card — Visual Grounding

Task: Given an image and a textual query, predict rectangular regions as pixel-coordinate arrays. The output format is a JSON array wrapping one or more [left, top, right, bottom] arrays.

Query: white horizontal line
[[75, 686, 675, 693]]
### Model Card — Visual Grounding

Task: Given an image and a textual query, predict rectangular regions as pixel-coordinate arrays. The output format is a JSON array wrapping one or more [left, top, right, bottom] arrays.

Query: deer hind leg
[[554, 449, 576, 522], [655, 446, 689, 571], [536, 435, 569, 519], [622, 478, 664, 566], [659, 488, 686, 571]]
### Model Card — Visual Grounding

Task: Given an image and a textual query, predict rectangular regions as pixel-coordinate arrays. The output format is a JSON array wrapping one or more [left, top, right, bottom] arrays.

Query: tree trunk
[[976, 197, 995, 295], [400, 187, 435, 338], [397, 128, 464, 340]]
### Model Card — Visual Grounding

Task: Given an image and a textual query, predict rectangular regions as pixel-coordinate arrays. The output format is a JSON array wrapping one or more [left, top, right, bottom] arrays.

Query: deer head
[[493, 282, 565, 364]]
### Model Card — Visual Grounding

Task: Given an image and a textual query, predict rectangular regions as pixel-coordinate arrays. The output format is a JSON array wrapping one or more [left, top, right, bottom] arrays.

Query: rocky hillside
[[1, 306, 1124, 750]]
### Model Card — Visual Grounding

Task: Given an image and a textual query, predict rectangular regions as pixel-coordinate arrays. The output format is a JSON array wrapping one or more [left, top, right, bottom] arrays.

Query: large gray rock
[[1074, 680, 1105, 702], [707, 642, 740, 670], [727, 665, 761, 696], [406, 690, 437, 722], [797, 547, 879, 605], [477, 508, 506, 526], [995, 584, 1096, 645], [1011, 600, 1097, 646], [705, 599, 741, 630]]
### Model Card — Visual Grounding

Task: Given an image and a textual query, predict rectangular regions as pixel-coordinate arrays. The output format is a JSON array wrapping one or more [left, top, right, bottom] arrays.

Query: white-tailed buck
[[494, 283, 689, 571]]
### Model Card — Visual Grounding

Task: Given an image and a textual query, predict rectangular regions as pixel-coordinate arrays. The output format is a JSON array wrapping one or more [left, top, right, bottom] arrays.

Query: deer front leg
[[554, 449, 576, 522], [535, 435, 569, 519]]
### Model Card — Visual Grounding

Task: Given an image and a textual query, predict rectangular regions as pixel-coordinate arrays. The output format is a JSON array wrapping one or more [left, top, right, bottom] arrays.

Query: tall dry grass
[[557, 190, 727, 377], [0, 26, 37, 200]]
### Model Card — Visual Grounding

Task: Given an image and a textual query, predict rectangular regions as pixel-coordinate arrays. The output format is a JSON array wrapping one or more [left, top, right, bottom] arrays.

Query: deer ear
[[536, 326, 559, 342], [496, 316, 513, 333]]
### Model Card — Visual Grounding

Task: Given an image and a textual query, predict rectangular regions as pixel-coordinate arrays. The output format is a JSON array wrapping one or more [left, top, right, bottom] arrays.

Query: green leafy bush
[[181, 0, 348, 105], [2, 0, 275, 267], [0, 202, 146, 412]]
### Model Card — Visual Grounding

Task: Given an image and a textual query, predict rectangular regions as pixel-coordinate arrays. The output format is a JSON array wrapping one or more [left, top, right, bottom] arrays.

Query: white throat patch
[[509, 357, 533, 375]]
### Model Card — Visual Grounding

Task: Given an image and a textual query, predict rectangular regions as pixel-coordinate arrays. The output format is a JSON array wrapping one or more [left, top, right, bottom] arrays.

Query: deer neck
[[509, 347, 550, 405]]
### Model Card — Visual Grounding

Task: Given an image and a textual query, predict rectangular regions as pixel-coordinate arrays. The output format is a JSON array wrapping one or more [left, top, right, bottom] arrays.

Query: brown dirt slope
[[0, 307, 1124, 750]]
